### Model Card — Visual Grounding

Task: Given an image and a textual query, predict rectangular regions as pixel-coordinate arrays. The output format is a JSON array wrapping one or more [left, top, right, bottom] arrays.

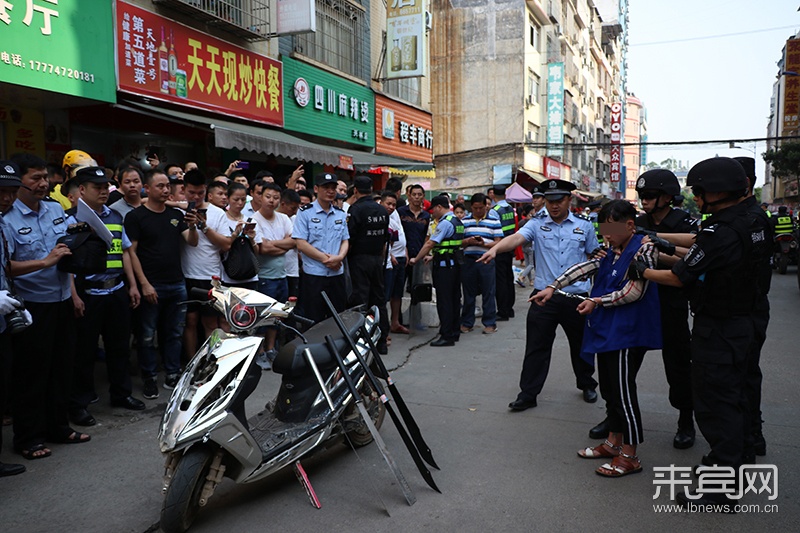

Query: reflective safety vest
[[433, 213, 464, 255], [492, 202, 516, 237], [774, 215, 794, 235], [592, 219, 604, 244], [104, 210, 124, 272]]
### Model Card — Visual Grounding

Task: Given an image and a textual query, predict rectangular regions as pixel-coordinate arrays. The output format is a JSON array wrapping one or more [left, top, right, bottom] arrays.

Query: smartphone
[[238, 161, 250, 169], [187, 200, 196, 211], [243, 222, 257, 232], [196, 208, 207, 215]]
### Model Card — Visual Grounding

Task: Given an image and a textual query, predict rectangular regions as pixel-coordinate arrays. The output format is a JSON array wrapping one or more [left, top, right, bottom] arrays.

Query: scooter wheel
[[161, 446, 214, 533], [344, 380, 386, 448]]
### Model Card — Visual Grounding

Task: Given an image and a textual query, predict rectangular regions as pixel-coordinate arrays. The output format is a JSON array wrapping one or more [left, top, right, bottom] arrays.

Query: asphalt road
[[1, 268, 798, 532]]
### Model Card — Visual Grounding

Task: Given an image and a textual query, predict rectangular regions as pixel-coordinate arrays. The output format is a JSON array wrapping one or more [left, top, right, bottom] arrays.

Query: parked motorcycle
[[774, 232, 798, 275], [158, 279, 386, 533]]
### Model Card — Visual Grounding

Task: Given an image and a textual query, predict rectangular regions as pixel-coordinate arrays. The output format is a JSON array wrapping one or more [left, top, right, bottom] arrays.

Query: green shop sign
[[282, 56, 374, 148], [0, 1, 116, 103]]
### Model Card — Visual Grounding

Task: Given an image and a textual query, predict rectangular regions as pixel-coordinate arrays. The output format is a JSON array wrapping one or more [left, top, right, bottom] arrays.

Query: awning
[[575, 189, 604, 199]]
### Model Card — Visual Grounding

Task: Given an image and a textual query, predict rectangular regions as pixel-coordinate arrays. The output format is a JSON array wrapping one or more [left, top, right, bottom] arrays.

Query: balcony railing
[[154, 0, 270, 42]]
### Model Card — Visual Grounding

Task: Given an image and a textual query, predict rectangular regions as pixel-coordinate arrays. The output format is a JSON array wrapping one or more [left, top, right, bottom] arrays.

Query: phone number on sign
[[28, 61, 95, 83]]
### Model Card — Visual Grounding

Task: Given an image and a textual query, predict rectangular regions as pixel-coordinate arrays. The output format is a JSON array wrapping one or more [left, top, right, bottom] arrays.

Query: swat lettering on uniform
[[685, 244, 705, 267]]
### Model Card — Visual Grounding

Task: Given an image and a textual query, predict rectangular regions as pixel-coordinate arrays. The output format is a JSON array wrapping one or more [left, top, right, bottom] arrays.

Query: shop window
[[292, 0, 367, 80], [384, 77, 421, 106], [529, 16, 540, 50]]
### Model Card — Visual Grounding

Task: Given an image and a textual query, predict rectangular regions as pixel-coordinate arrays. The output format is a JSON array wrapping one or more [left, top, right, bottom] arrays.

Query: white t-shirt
[[386, 209, 407, 268], [283, 214, 299, 277], [252, 210, 293, 280], [210, 210, 262, 284], [181, 204, 227, 280]]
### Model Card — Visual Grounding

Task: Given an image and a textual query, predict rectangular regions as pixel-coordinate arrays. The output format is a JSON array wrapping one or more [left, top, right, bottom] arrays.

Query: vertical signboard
[[609, 101, 622, 183], [116, 1, 283, 126], [277, 0, 316, 35], [782, 39, 800, 134], [547, 62, 564, 158], [0, 1, 116, 102], [386, 0, 426, 79]]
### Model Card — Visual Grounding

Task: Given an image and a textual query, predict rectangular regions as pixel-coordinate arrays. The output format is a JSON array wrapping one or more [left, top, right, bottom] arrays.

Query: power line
[[630, 24, 799, 47]]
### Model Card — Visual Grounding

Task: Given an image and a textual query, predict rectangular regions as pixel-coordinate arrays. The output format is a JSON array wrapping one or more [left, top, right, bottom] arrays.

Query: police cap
[[75, 166, 112, 185], [531, 185, 545, 197], [314, 172, 338, 187], [540, 179, 575, 199], [635, 168, 680, 196], [687, 157, 749, 195], [0, 160, 23, 188], [491, 184, 508, 196]]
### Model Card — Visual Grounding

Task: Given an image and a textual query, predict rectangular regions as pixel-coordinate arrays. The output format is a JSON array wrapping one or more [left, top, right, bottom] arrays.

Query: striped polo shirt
[[462, 210, 503, 256]]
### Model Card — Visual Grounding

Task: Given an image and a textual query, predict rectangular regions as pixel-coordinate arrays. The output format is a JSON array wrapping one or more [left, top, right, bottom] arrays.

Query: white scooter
[[157, 279, 385, 533]]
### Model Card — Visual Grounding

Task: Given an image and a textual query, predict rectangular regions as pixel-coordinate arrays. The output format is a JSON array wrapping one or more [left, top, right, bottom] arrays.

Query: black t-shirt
[[347, 196, 389, 256], [125, 205, 187, 284]]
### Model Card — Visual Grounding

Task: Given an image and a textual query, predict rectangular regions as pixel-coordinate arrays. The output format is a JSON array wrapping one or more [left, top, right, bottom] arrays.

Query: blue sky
[[626, 0, 799, 184]]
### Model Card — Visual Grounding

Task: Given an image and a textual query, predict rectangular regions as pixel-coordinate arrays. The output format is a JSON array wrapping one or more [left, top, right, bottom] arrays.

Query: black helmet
[[635, 169, 680, 196], [686, 157, 748, 196]]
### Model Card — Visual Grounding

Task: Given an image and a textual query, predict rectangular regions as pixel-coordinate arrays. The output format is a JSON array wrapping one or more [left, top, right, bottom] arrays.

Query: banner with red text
[[609, 101, 622, 182]]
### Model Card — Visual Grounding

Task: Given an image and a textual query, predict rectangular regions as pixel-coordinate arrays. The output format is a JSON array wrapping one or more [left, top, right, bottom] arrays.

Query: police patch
[[334, 219, 343, 224], [540, 225, 552, 232], [637, 177, 645, 189], [573, 228, 585, 234], [18, 227, 32, 235], [311, 217, 321, 223], [685, 244, 705, 267], [52, 217, 64, 225]]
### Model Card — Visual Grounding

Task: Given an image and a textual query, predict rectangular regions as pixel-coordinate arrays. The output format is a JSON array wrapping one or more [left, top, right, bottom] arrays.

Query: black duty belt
[[83, 276, 123, 290]]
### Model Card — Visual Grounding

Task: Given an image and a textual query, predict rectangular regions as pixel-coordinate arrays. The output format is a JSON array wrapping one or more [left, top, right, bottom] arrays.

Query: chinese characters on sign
[[609, 101, 623, 183], [547, 62, 564, 159], [782, 39, 800, 134], [116, 1, 283, 127], [653, 464, 778, 502], [386, 0, 426, 79], [0, 0, 59, 35], [375, 95, 433, 162]]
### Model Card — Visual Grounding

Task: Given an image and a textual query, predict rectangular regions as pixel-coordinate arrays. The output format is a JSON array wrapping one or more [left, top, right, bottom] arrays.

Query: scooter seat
[[272, 310, 366, 378]]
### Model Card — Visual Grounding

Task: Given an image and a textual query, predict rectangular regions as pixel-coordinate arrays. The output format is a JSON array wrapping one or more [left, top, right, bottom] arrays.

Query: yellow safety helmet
[[62, 149, 97, 179]]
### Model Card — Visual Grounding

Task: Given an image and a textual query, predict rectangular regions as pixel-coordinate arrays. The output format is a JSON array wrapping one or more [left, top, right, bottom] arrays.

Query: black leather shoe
[[496, 316, 510, 322], [582, 388, 598, 403], [508, 398, 537, 411], [111, 396, 146, 411], [430, 337, 455, 347], [376, 343, 388, 355], [0, 462, 26, 477], [69, 408, 96, 427], [589, 418, 609, 439], [673, 427, 696, 449]]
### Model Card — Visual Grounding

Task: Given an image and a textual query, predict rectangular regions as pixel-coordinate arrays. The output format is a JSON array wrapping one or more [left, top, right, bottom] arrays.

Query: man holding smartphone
[[460, 193, 503, 334]]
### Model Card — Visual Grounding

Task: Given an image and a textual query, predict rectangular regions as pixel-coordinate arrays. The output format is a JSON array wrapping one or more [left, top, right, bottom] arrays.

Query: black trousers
[[518, 291, 597, 401], [495, 251, 515, 318], [0, 334, 10, 452], [12, 299, 76, 450], [659, 299, 693, 413], [745, 295, 769, 451], [433, 263, 461, 341], [348, 254, 390, 346], [297, 272, 347, 324], [598, 348, 646, 445], [691, 314, 753, 469], [72, 288, 133, 408]]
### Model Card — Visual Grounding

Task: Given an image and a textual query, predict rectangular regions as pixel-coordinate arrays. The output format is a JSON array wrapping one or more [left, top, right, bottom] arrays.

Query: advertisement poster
[[547, 62, 564, 158], [115, 1, 283, 127], [782, 39, 800, 134], [386, 0, 426, 79], [609, 101, 623, 183]]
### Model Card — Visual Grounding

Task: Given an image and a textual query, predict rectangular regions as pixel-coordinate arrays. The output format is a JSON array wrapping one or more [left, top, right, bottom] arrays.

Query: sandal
[[578, 439, 620, 459], [596, 452, 642, 477], [18, 443, 52, 460], [50, 431, 91, 444]]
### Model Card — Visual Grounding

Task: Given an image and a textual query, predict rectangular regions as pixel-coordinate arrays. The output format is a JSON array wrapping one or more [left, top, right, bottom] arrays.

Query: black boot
[[674, 410, 695, 449], [589, 418, 609, 439]]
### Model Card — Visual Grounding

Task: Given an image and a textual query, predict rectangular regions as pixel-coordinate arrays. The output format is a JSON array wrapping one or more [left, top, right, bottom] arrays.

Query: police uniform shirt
[[292, 199, 350, 276], [347, 196, 389, 256], [517, 211, 599, 293], [636, 208, 698, 235], [0, 215, 8, 332], [672, 209, 745, 286], [66, 205, 132, 296], [430, 214, 457, 267], [2, 198, 71, 303]]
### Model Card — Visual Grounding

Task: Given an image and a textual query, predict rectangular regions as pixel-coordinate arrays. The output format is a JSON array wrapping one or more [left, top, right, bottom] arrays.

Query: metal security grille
[[292, 0, 366, 79], [155, 0, 270, 41]]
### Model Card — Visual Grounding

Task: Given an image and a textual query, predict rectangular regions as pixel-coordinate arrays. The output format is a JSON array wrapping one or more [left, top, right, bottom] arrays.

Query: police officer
[[606, 169, 697, 449], [409, 195, 463, 347], [347, 175, 390, 353], [67, 167, 145, 427], [5, 153, 88, 459], [292, 172, 350, 324], [491, 185, 517, 320], [734, 156, 773, 460], [632, 157, 757, 508], [531, 186, 546, 217], [480, 179, 599, 410], [772, 205, 795, 236]]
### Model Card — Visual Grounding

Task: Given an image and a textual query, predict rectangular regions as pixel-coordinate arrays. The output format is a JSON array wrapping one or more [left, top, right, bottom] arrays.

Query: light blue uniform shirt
[[0, 215, 8, 332], [3, 198, 71, 303], [292, 200, 350, 277], [430, 215, 456, 267], [517, 211, 599, 293]]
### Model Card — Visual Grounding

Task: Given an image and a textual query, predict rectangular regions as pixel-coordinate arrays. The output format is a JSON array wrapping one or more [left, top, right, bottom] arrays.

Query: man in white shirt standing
[[253, 183, 295, 367], [380, 191, 408, 334], [278, 188, 301, 298]]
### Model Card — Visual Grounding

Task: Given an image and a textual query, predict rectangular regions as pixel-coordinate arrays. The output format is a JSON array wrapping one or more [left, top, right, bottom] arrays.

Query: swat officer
[[632, 157, 757, 508], [292, 172, 349, 324], [346, 175, 390, 353], [67, 167, 145, 427], [594, 169, 698, 448], [734, 156, 773, 460], [479, 179, 599, 410], [409, 195, 464, 347], [491, 185, 517, 321]]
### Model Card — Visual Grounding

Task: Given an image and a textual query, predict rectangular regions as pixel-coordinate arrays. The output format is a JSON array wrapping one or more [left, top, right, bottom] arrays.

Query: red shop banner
[[115, 1, 283, 127]]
